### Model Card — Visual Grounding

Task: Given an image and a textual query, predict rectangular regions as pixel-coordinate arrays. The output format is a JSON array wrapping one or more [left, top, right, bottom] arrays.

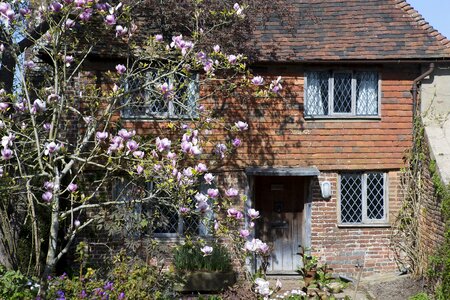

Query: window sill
[[304, 116, 381, 121], [337, 223, 391, 228]]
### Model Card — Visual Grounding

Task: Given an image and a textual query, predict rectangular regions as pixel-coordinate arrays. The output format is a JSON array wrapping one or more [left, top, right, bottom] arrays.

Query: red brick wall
[[310, 171, 402, 276]]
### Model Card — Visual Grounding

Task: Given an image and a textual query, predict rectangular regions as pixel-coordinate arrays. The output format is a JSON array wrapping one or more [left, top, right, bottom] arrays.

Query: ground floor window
[[339, 172, 388, 224]]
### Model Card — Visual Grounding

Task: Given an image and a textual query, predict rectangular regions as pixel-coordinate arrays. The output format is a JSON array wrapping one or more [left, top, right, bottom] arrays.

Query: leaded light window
[[113, 179, 207, 238], [121, 71, 199, 119], [339, 172, 387, 224], [305, 71, 379, 117]]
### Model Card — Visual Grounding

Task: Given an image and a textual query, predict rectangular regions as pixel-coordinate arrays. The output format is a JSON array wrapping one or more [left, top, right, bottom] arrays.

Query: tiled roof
[[253, 0, 450, 62]]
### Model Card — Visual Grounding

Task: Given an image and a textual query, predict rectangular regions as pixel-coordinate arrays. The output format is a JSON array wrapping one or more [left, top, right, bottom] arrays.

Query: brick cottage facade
[[79, 0, 450, 278]]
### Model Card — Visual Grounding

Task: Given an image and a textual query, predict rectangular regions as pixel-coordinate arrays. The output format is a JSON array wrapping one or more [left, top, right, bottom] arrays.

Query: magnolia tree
[[0, 0, 284, 297]]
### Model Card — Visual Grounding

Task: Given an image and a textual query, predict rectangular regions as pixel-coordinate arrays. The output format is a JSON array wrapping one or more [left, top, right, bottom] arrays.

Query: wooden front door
[[255, 176, 307, 273]]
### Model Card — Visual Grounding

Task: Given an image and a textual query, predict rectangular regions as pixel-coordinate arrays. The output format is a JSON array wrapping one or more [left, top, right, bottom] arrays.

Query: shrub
[[0, 265, 38, 300], [173, 240, 232, 272]]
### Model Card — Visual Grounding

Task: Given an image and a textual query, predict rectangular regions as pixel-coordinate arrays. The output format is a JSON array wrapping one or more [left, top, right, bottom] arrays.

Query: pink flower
[[74, 0, 86, 7], [207, 188, 219, 198], [31, 99, 46, 114], [156, 137, 171, 152], [183, 167, 193, 177], [43, 123, 52, 131], [117, 129, 135, 140], [0, 102, 9, 112], [232, 138, 241, 147], [155, 34, 163, 42], [65, 18, 75, 28], [115, 25, 128, 37], [132, 150, 144, 158], [248, 208, 260, 219], [105, 14, 116, 26], [115, 64, 126, 74], [225, 188, 239, 197], [213, 44, 220, 52], [240, 229, 250, 238], [200, 246, 213, 256], [214, 143, 227, 158], [1, 148, 13, 160], [126, 140, 139, 153], [235, 121, 248, 131], [50, 2, 63, 12], [24, 60, 35, 69], [227, 208, 243, 219], [251, 76, 264, 85], [96, 131, 108, 142], [195, 193, 208, 202], [79, 9, 92, 22], [42, 191, 53, 202], [195, 163, 207, 173], [136, 165, 144, 174], [196, 201, 210, 213], [179, 207, 190, 214], [44, 181, 54, 191], [270, 76, 282, 94], [233, 3, 242, 15], [159, 82, 173, 98], [68, 183, 78, 192], [204, 173, 214, 184], [63, 55, 74, 67], [228, 55, 237, 64], [44, 142, 60, 156]]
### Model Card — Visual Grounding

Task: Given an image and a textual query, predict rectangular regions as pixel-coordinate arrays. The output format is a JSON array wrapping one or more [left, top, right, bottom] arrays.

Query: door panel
[[255, 176, 306, 273]]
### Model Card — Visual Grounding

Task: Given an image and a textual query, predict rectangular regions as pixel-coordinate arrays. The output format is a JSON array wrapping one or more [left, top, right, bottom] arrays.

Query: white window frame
[[304, 70, 381, 118], [121, 72, 199, 120], [338, 172, 389, 226]]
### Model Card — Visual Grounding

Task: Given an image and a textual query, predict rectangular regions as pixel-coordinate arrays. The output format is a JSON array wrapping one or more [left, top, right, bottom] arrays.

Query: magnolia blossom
[[47, 93, 61, 102], [42, 191, 53, 202], [179, 207, 190, 214], [159, 82, 173, 98], [240, 229, 250, 238], [24, 60, 36, 69], [251, 76, 264, 85], [195, 163, 207, 173], [126, 140, 139, 153], [196, 201, 210, 214], [232, 138, 241, 147], [200, 246, 213, 256], [74, 0, 86, 7], [50, 2, 63, 12], [63, 55, 74, 67], [195, 192, 208, 203], [207, 188, 219, 198], [233, 3, 243, 15], [1, 148, 12, 160], [117, 129, 135, 140], [225, 188, 239, 197], [155, 34, 163, 42], [213, 44, 220, 52], [228, 54, 237, 64], [136, 165, 144, 174], [115, 64, 126, 74], [115, 25, 128, 37], [44, 181, 54, 191], [105, 14, 116, 26], [248, 208, 260, 219], [96, 131, 108, 142], [132, 150, 144, 158], [79, 9, 92, 21], [270, 76, 283, 94], [68, 183, 78, 193], [74, 220, 81, 228], [183, 167, 193, 177], [1, 133, 15, 148], [204, 173, 214, 184], [214, 143, 227, 158], [244, 238, 267, 253], [43, 123, 52, 131], [156, 137, 171, 152], [65, 18, 75, 28], [31, 99, 46, 114], [170, 34, 194, 55], [0, 102, 8, 111], [254, 278, 271, 297], [227, 208, 243, 219], [44, 142, 60, 156], [235, 121, 248, 131]]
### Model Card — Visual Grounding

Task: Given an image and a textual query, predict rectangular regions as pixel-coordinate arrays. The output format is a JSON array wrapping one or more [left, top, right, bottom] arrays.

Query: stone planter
[[175, 271, 237, 293]]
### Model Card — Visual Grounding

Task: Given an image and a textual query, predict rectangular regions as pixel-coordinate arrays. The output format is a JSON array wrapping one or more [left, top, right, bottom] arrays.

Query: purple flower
[[235, 121, 248, 131], [132, 150, 144, 158], [96, 131, 108, 142], [0, 102, 9, 112], [196, 201, 210, 214], [56, 289, 65, 300], [251, 76, 264, 85], [167, 151, 176, 159], [240, 229, 250, 238], [195, 163, 207, 173], [228, 55, 237, 64], [232, 138, 241, 147], [126, 140, 139, 153], [203, 59, 214, 73], [104, 281, 113, 291], [42, 191, 53, 202], [63, 55, 74, 67], [31, 99, 46, 114], [1, 148, 13, 160], [74, 220, 81, 227], [227, 208, 243, 219], [117, 129, 135, 140], [233, 3, 243, 15], [44, 181, 54, 191], [115, 64, 126, 74], [19, 7, 30, 16], [24, 60, 35, 69], [44, 142, 60, 155], [195, 193, 208, 202], [118, 292, 125, 300], [204, 173, 214, 184], [226, 188, 239, 197], [213, 44, 220, 52], [0, 2, 10, 14], [115, 25, 128, 37], [200, 246, 213, 256], [65, 18, 75, 28], [1, 133, 15, 148], [214, 143, 227, 158], [74, 0, 86, 7], [159, 82, 173, 98], [136, 165, 144, 174], [50, 2, 63, 12], [207, 188, 219, 198], [47, 93, 61, 102], [183, 167, 193, 177], [155, 137, 171, 152], [79, 9, 92, 22], [248, 208, 260, 219], [68, 183, 78, 192], [105, 14, 116, 26], [179, 207, 190, 214], [79, 290, 87, 298], [155, 34, 163, 42], [43, 123, 52, 131], [270, 76, 283, 94]]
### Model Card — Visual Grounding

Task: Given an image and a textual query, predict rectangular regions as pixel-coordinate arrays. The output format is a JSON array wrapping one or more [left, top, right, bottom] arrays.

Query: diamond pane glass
[[333, 73, 352, 113], [122, 72, 198, 119], [340, 174, 362, 223], [366, 173, 384, 220], [305, 71, 329, 116], [356, 72, 378, 115], [153, 204, 179, 234]]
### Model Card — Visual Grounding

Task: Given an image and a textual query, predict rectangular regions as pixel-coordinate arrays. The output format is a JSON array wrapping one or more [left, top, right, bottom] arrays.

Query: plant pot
[[175, 271, 237, 293]]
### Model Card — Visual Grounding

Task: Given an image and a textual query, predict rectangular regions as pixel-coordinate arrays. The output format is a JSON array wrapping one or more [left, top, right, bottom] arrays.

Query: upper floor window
[[305, 71, 380, 117], [121, 71, 199, 119], [339, 172, 388, 225]]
